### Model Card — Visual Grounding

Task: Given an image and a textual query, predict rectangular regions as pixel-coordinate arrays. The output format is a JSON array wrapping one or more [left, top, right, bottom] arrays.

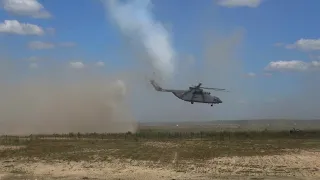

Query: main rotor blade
[[190, 83, 202, 89], [201, 87, 228, 91]]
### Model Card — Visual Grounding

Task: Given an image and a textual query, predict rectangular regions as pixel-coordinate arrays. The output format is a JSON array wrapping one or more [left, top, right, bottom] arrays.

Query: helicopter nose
[[214, 97, 222, 103]]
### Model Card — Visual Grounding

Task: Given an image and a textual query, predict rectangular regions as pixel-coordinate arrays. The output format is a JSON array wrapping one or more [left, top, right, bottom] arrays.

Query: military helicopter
[[150, 80, 227, 106]]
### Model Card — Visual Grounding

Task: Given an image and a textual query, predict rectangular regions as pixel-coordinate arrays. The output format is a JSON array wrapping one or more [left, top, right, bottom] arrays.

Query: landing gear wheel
[[191, 102, 194, 104], [211, 104, 213, 106]]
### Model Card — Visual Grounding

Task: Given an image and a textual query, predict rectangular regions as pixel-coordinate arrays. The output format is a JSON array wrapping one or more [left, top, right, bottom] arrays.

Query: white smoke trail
[[103, 0, 176, 82]]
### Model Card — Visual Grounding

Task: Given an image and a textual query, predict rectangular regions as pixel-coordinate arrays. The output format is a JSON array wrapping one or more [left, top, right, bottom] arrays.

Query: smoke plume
[[103, 0, 176, 82]]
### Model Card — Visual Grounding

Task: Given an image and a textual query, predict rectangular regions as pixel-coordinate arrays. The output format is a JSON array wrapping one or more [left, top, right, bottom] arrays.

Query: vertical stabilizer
[[150, 80, 163, 91]]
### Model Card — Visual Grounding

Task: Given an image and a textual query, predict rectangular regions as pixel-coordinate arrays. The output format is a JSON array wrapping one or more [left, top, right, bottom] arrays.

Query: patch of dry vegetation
[[0, 129, 320, 179]]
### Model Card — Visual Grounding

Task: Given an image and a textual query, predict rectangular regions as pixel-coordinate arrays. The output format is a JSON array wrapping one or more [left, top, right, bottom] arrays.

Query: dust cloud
[[253, 71, 320, 120], [3, 0, 315, 137], [0, 59, 137, 135]]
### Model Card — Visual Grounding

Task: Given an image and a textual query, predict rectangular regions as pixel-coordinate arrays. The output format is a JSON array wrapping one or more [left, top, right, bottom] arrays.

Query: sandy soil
[[0, 150, 319, 180], [143, 141, 180, 148]]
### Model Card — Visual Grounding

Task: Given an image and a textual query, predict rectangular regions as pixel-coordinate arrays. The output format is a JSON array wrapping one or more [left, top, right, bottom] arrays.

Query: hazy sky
[[1, 0, 320, 122]]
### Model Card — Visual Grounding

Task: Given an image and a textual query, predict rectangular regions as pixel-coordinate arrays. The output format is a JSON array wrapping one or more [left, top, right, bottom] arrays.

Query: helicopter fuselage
[[171, 90, 223, 105], [149, 79, 224, 106]]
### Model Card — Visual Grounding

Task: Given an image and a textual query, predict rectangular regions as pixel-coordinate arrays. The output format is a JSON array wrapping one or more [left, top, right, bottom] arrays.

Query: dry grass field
[[0, 122, 320, 180]]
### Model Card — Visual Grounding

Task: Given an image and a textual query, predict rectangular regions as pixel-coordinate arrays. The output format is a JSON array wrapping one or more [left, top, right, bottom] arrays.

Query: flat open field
[[1, 121, 320, 180]]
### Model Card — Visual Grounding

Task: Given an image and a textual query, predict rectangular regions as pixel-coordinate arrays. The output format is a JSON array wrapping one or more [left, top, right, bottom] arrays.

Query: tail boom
[[150, 80, 163, 91]]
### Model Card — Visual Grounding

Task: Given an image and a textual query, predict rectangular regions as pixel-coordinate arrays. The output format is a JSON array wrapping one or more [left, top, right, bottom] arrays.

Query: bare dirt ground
[[0, 142, 319, 180]]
